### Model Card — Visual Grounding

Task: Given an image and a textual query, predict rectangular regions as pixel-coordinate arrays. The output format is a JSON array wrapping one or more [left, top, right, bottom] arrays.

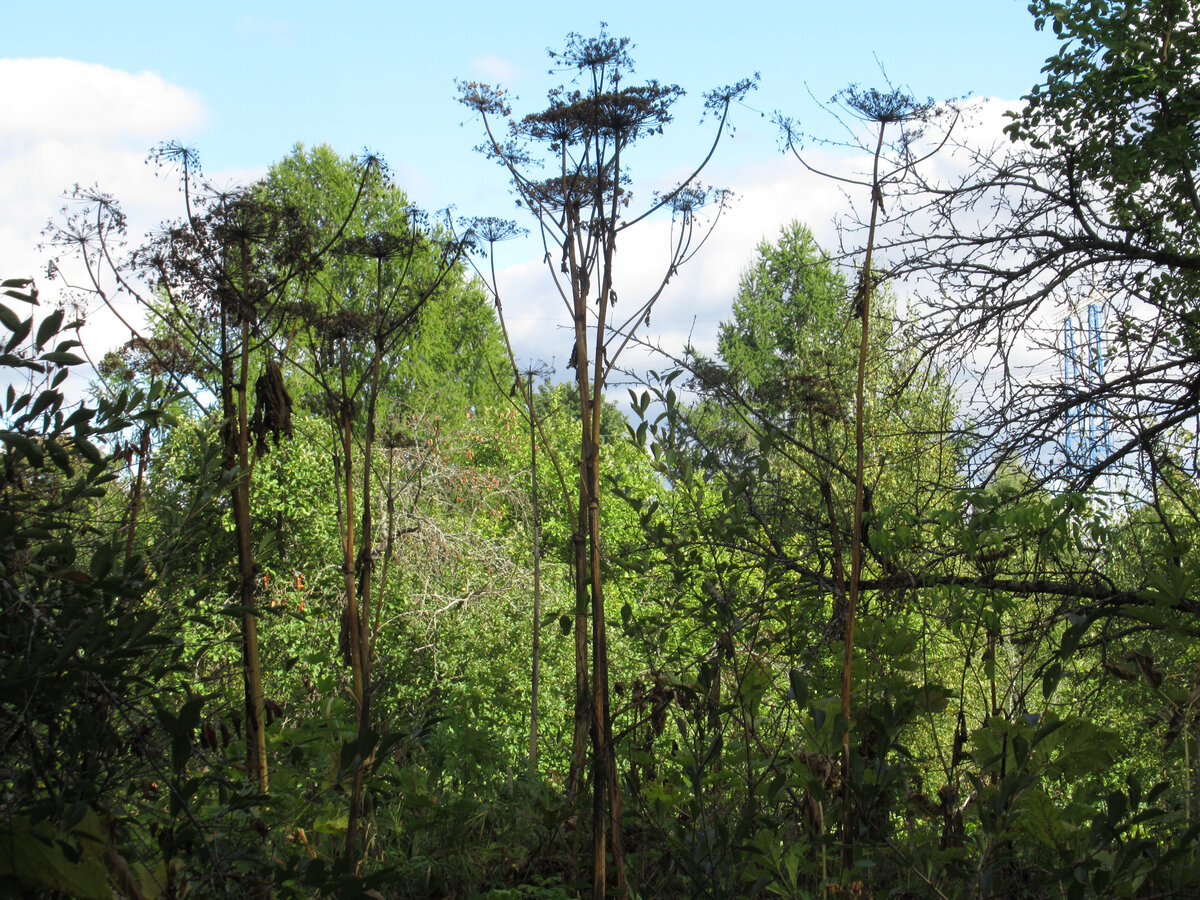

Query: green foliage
[[265, 143, 506, 426], [1015, 0, 1200, 266], [14, 7, 1200, 888], [0, 280, 184, 897], [707, 221, 855, 426], [0, 808, 115, 899]]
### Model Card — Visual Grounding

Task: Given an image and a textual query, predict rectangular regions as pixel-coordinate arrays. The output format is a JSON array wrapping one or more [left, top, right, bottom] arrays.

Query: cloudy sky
[[2, 0, 1060, 386]]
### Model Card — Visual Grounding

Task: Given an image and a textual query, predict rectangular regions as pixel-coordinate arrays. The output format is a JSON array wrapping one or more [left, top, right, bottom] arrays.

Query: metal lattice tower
[[1063, 302, 1113, 469]]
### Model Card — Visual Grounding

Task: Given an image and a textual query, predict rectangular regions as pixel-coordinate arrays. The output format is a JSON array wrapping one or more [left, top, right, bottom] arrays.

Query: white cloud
[[0, 59, 207, 142], [0, 59, 210, 398], [494, 101, 1034, 407], [468, 54, 522, 85], [498, 147, 876, 381]]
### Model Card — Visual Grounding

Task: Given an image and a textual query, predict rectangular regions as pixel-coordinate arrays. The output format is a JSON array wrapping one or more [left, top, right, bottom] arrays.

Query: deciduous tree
[[459, 30, 753, 895], [877, 0, 1200, 490]]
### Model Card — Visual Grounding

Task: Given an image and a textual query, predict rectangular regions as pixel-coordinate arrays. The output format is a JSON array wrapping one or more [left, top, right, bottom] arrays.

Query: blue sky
[[7, 1, 1057, 201], [2, 0, 1061, 378]]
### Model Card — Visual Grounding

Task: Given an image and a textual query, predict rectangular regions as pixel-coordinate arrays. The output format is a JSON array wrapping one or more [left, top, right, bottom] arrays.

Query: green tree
[[0, 276, 182, 898], [49, 149, 341, 795], [885, 0, 1200, 489], [265, 145, 506, 425], [1017, 0, 1200, 273], [625, 222, 961, 894], [460, 30, 754, 895], [261, 144, 498, 860]]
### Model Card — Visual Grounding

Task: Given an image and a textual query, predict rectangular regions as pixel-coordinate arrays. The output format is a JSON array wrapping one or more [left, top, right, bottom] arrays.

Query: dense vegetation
[[5, 3, 1200, 898]]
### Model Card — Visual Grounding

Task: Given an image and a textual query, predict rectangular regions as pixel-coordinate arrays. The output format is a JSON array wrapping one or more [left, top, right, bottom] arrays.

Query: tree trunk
[[340, 399, 367, 860], [591, 169, 627, 897], [528, 377, 542, 773], [841, 120, 886, 869], [346, 331, 383, 863], [567, 222, 592, 804], [223, 305, 267, 794], [122, 418, 153, 567]]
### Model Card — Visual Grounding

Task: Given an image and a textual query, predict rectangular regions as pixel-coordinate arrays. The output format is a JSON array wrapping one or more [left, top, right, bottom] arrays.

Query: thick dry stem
[[841, 119, 886, 868]]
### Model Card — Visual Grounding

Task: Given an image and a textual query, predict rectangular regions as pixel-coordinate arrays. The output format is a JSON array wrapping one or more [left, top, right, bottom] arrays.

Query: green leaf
[[25, 389, 61, 422], [35, 309, 64, 350], [45, 440, 74, 475], [703, 732, 723, 765], [338, 730, 380, 779], [4, 314, 32, 351], [40, 351, 85, 366], [0, 431, 44, 467], [1016, 788, 1071, 849], [171, 696, 204, 774], [916, 684, 950, 714], [0, 304, 22, 332], [313, 811, 349, 836], [788, 669, 808, 708], [0, 813, 113, 900], [1042, 662, 1062, 700], [1, 279, 37, 304], [89, 543, 115, 580], [0, 352, 41, 371]]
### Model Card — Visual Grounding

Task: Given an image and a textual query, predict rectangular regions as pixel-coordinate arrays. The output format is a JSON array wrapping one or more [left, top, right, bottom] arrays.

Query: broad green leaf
[[788, 669, 808, 708], [0, 304, 22, 332], [35, 309, 64, 350], [1015, 788, 1072, 849], [40, 351, 85, 366], [0, 431, 44, 466], [0, 812, 112, 900], [4, 314, 32, 351]]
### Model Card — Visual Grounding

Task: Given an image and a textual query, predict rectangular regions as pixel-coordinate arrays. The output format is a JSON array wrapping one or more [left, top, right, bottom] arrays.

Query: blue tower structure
[[1063, 303, 1113, 469]]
